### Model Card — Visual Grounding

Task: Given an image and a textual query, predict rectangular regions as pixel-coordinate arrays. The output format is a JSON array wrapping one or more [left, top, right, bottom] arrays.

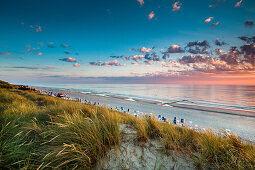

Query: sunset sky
[[0, 0, 255, 85]]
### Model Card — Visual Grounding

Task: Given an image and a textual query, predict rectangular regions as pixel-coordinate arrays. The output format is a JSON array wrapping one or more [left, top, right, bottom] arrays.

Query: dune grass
[[0, 81, 254, 169]]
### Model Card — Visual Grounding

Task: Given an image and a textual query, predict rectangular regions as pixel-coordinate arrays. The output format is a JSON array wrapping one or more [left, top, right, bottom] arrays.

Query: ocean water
[[33, 83, 255, 112]]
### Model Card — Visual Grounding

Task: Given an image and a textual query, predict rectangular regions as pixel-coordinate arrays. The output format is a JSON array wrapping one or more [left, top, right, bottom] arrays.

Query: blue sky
[[0, 0, 255, 85]]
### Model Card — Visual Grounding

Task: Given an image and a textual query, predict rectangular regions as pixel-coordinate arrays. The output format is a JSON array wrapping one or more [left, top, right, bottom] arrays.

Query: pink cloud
[[38, 52, 43, 56], [37, 42, 44, 46], [235, 0, 242, 7], [61, 44, 69, 48], [73, 63, 80, 67], [36, 25, 42, 32], [131, 62, 139, 66], [211, 21, 220, 27], [137, 0, 144, 6], [204, 17, 213, 24], [59, 57, 76, 62], [25, 45, 31, 52], [172, 1, 182, 11], [0, 52, 11, 55], [148, 11, 155, 20]]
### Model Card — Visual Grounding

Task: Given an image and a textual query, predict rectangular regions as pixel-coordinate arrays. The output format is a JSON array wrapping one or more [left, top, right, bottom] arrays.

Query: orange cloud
[[205, 17, 213, 24], [148, 11, 155, 20], [172, 1, 182, 11]]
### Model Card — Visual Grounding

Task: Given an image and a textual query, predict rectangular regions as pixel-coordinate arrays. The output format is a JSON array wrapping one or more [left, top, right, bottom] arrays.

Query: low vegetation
[[0, 80, 254, 169]]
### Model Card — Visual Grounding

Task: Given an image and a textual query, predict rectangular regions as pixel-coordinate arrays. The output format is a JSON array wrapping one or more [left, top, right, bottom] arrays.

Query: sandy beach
[[36, 87, 255, 142]]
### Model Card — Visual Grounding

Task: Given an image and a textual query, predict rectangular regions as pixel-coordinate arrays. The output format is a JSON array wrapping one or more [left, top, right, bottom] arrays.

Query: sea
[[32, 83, 255, 112]]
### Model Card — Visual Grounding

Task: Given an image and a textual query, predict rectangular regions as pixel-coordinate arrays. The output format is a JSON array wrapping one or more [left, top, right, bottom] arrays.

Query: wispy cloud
[[172, 1, 182, 11], [8, 66, 55, 70], [205, 17, 213, 24], [211, 22, 220, 27], [61, 44, 69, 48], [89, 60, 123, 66], [47, 42, 56, 48], [59, 57, 76, 62], [36, 25, 42, 32], [235, 0, 243, 7], [137, 0, 144, 6], [0, 52, 11, 55]]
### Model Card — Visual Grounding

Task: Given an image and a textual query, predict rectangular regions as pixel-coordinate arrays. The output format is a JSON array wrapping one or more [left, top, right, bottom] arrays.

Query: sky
[[0, 0, 255, 85]]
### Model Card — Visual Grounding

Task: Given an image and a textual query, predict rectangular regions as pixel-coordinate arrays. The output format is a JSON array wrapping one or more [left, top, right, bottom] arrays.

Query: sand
[[96, 124, 195, 169], [36, 87, 255, 142]]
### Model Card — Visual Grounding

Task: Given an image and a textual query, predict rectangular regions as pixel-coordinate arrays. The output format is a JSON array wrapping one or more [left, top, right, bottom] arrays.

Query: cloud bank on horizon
[[0, 0, 255, 85]]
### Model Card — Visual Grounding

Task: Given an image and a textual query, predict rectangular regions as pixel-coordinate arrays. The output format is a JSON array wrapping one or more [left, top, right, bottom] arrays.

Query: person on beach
[[173, 117, 177, 124]]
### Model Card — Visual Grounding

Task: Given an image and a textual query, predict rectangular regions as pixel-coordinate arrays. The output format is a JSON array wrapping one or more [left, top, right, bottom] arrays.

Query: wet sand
[[36, 87, 255, 142]]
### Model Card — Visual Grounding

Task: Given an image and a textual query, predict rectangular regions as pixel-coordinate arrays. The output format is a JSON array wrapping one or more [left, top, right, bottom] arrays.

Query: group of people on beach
[[37, 89, 226, 132]]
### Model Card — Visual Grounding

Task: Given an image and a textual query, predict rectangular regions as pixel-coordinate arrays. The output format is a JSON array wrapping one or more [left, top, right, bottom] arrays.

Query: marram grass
[[0, 81, 254, 169]]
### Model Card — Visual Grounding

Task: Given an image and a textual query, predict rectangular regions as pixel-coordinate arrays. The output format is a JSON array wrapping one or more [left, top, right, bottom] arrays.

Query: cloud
[[148, 11, 155, 20], [37, 42, 44, 46], [25, 45, 31, 52], [219, 50, 240, 65], [38, 52, 43, 56], [161, 61, 168, 67], [139, 47, 153, 53], [109, 55, 123, 58], [90, 60, 123, 66], [238, 36, 255, 44], [185, 40, 210, 54], [215, 39, 227, 46], [244, 21, 254, 27], [172, 1, 182, 11], [0, 52, 11, 55], [89, 61, 101, 66], [235, 0, 242, 7], [179, 55, 213, 64], [64, 51, 72, 54], [36, 25, 42, 32], [205, 17, 213, 24], [8, 66, 55, 70], [209, 0, 225, 8], [132, 55, 144, 61], [131, 62, 139, 66], [211, 22, 220, 27], [215, 48, 224, 55], [61, 44, 69, 48], [73, 63, 80, 67], [240, 44, 255, 66], [166, 45, 185, 53], [10, 66, 39, 70], [144, 60, 152, 65], [59, 57, 76, 62], [47, 42, 56, 48], [137, 0, 144, 6]]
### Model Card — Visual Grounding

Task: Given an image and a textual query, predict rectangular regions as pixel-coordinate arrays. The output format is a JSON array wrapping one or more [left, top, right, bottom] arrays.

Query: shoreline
[[36, 86, 255, 142], [37, 86, 255, 118]]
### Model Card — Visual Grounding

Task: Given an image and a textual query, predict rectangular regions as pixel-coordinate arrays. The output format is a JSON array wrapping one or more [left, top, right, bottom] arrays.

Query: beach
[[36, 87, 255, 142]]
